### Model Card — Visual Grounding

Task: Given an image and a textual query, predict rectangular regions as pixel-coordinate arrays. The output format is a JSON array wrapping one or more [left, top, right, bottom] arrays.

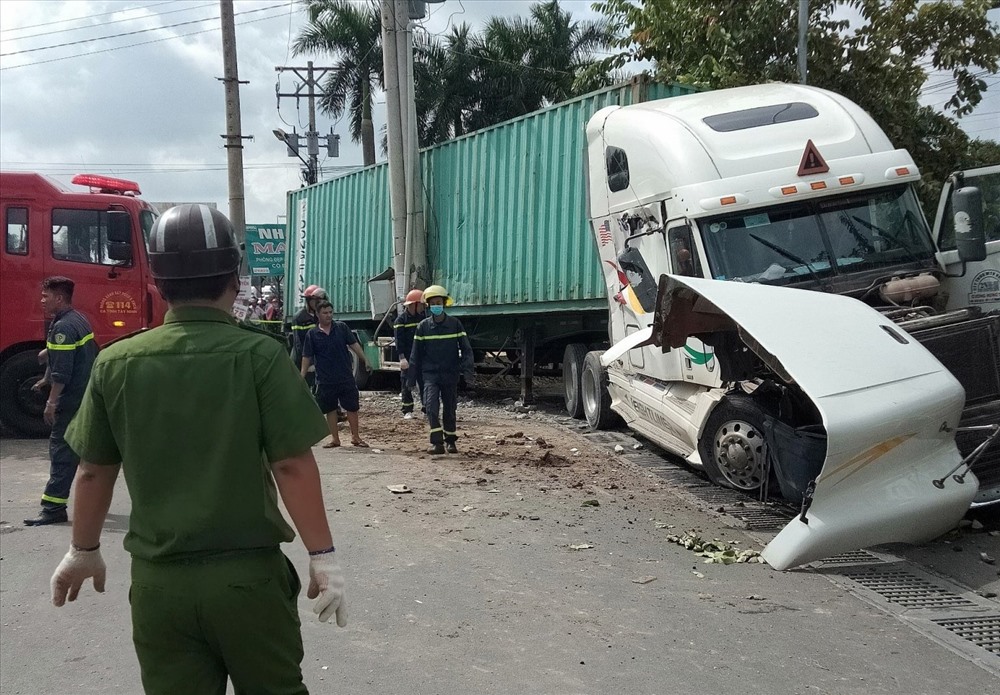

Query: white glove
[[308, 555, 347, 626], [51, 545, 106, 607]]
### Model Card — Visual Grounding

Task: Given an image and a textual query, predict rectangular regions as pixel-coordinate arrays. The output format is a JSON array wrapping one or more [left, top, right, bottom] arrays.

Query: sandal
[[351, 439, 369, 448], [322, 441, 341, 448]]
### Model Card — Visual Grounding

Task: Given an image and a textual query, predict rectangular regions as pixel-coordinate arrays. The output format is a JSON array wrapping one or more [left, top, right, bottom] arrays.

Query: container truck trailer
[[284, 79, 999, 567]]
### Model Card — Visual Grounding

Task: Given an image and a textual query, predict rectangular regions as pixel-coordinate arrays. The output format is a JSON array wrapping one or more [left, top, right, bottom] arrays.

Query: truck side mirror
[[953, 185, 986, 263], [107, 210, 132, 243], [107, 242, 132, 263]]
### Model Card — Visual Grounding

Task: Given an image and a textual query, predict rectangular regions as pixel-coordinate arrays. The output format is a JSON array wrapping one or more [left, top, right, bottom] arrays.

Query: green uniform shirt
[[65, 305, 329, 562]]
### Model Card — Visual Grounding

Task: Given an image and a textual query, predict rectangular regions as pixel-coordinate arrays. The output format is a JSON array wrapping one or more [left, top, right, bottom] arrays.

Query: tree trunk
[[361, 81, 376, 166]]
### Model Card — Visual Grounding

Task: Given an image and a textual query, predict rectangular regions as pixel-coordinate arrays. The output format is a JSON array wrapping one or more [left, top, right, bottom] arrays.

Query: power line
[[0, 2, 290, 57], [6, 2, 218, 41], [0, 1, 174, 33], [1, 10, 291, 71]]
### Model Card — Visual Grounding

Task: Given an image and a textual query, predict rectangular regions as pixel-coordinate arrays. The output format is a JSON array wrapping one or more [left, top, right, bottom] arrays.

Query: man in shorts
[[301, 301, 370, 448]]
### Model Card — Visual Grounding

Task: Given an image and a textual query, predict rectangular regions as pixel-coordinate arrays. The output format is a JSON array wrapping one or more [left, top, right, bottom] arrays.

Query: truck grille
[[956, 401, 1000, 491], [910, 315, 1000, 493]]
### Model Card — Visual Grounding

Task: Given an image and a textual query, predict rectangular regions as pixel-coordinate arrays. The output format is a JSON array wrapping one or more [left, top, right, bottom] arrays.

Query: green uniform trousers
[[130, 549, 307, 695]]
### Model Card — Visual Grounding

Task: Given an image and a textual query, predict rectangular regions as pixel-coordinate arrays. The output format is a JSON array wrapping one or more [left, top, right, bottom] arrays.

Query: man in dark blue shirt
[[409, 285, 474, 455], [394, 289, 426, 419], [301, 301, 370, 448], [25, 276, 98, 526]]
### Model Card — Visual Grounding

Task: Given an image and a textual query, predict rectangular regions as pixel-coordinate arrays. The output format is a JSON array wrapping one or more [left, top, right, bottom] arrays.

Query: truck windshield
[[699, 184, 935, 287], [140, 209, 157, 249]]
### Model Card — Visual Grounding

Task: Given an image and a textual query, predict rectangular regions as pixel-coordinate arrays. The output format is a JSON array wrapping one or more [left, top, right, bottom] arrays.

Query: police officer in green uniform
[[48, 204, 347, 695], [24, 276, 98, 526]]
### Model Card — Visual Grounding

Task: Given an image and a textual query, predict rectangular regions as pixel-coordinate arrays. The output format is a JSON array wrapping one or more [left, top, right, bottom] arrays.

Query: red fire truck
[[0, 172, 166, 436]]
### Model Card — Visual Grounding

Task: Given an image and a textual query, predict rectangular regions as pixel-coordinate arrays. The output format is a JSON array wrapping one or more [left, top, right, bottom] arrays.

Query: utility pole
[[381, 0, 408, 302], [219, 0, 248, 259], [382, 0, 429, 301], [275, 63, 338, 185], [798, 0, 808, 84]]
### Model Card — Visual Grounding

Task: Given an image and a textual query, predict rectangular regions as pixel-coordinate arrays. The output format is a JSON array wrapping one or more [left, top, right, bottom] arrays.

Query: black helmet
[[148, 204, 241, 279]]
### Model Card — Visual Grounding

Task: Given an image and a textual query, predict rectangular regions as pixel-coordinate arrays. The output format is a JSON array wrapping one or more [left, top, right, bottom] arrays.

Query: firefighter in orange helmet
[[394, 289, 426, 419]]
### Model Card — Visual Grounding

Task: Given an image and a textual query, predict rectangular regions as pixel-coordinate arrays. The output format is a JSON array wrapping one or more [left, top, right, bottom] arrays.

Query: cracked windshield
[[700, 184, 936, 286]]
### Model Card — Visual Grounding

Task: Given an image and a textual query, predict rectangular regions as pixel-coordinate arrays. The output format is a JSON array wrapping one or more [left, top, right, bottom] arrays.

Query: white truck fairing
[[639, 276, 977, 570]]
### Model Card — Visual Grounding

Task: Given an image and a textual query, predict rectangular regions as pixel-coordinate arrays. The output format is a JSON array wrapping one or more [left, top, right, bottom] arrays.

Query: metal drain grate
[[732, 509, 792, 531], [583, 432, 628, 444], [815, 550, 885, 566], [931, 616, 1000, 655], [842, 569, 977, 608]]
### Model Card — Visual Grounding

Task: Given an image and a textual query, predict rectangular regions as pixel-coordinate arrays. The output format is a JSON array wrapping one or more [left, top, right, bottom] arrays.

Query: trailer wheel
[[697, 396, 769, 492], [352, 351, 371, 390], [0, 351, 49, 438], [563, 343, 588, 419], [582, 351, 617, 430]]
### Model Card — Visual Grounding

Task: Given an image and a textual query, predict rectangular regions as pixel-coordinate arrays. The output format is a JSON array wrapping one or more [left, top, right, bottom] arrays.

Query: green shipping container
[[284, 79, 699, 320]]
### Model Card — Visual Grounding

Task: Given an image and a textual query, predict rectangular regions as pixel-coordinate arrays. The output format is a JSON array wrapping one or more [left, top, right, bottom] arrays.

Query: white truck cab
[[583, 83, 998, 569]]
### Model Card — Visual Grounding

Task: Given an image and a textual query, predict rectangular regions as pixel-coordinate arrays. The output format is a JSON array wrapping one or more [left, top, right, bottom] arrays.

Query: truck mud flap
[[636, 275, 978, 570]]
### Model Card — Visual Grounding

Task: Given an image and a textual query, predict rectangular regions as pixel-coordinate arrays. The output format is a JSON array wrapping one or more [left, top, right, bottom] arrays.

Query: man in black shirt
[[301, 301, 370, 448], [409, 285, 474, 455]]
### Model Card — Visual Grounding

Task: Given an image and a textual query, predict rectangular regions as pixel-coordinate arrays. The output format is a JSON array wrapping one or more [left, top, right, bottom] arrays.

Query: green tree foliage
[[293, 0, 383, 166], [592, 0, 1000, 208], [416, 0, 616, 143]]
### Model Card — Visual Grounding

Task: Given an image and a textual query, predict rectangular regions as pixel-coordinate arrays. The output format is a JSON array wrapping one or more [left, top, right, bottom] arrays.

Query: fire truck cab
[[0, 172, 165, 436]]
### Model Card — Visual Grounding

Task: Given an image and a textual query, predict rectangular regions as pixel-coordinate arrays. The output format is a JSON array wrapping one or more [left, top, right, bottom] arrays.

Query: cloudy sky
[[0, 0, 996, 225]]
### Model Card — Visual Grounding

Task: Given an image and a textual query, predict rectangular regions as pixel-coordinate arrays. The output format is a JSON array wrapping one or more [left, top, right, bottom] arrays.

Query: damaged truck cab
[[584, 83, 998, 568]]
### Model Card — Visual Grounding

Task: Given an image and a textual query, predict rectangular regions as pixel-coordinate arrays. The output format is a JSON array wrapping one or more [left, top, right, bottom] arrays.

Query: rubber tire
[[563, 343, 588, 419], [582, 350, 616, 431], [351, 350, 371, 390], [697, 396, 769, 492], [0, 350, 49, 438]]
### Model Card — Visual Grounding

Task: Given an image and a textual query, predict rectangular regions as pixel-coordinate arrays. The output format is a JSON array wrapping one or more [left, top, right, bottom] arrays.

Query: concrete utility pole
[[275, 63, 337, 185], [798, 0, 808, 84], [219, 0, 247, 258], [381, 0, 409, 302], [382, 0, 429, 301]]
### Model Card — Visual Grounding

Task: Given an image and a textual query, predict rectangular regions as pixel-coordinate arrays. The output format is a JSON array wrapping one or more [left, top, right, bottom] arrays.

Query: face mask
[[429, 305, 445, 316]]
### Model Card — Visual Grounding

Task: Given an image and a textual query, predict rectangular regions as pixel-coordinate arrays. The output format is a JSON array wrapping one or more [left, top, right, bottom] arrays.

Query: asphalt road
[[1, 397, 998, 695]]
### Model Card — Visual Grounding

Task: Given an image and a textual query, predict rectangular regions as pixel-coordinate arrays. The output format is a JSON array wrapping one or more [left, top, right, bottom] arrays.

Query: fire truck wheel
[[563, 343, 588, 419], [697, 396, 769, 492], [582, 350, 618, 430], [0, 350, 50, 438]]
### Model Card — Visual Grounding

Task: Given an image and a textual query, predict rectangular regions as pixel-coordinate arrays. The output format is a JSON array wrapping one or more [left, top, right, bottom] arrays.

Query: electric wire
[[6, 2, 218, 41], [0, 0, 174, 33], [0, 2, 290, 57]]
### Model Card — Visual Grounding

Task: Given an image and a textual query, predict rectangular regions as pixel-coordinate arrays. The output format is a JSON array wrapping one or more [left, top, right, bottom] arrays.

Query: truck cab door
[[934, 165, 1000, 312], [44, 207, 145, 343]]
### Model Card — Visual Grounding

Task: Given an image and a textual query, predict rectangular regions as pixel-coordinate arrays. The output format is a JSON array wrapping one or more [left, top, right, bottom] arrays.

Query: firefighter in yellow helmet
[[408, 285, 474, 454], [394, 289, 426, 419]]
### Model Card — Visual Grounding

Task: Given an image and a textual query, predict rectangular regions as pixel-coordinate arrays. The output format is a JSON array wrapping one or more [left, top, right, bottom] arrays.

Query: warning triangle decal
[[797, 139, 830, 176]]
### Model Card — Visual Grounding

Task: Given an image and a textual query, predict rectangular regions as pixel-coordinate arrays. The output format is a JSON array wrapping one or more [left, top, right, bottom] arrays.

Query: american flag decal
[[598, 220, 612, 247]]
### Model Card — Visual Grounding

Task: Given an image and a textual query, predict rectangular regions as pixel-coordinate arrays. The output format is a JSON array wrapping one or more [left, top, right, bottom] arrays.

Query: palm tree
[[293, 0, 382, 166], [525, 0, 616, 100], [414, 24, 481, 145]]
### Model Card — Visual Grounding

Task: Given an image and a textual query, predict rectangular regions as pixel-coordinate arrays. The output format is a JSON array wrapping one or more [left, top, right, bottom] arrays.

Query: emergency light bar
[[71, 174, 142, 196]]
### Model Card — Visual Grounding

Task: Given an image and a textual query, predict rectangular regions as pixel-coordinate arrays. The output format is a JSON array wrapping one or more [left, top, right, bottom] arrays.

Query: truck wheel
[[563, 343, 588, 419], [0, 351, 49, 438], [582, 350, 616, 430], [352, 351, 371, 390], [697, 396, 769, 492]]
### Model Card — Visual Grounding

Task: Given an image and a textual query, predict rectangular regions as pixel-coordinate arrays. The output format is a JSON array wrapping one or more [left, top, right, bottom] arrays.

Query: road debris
[[666, 532, 764, 564], [569, 543, 594, 550], [386, 484, 412, 494], [581, 499, 600, 507], [981, 552, 996, 565], [632, 576, 656, 584]]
